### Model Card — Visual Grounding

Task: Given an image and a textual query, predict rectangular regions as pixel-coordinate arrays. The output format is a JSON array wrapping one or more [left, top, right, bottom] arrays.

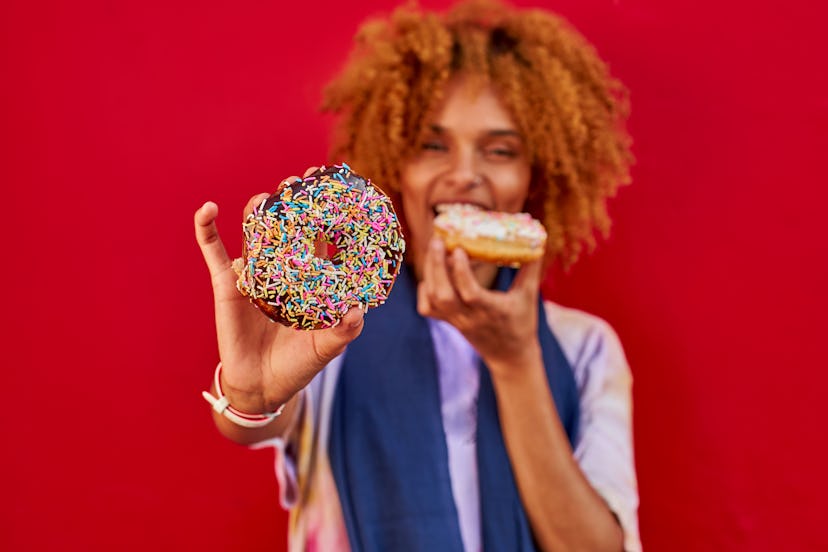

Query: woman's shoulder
[[541, 300, 631, 388], [542, 300, 623, 347]]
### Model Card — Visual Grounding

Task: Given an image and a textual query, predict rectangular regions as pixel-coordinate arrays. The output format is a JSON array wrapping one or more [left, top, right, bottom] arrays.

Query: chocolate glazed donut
[[235, 164, 406, 330]]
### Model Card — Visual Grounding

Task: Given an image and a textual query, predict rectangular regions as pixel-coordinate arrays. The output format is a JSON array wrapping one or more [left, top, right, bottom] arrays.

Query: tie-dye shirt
[[252, 301, 642, 552]]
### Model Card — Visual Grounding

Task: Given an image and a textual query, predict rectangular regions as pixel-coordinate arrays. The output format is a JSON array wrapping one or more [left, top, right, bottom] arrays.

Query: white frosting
[[434, 204, 546, 246]]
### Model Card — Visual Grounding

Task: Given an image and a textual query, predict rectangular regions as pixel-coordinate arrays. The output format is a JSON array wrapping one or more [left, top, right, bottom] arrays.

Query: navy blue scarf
[[329, 266, 580, 551]]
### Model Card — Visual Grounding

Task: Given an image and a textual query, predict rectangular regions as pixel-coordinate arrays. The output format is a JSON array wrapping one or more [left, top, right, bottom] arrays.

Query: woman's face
[[399, 75, 532, 281]]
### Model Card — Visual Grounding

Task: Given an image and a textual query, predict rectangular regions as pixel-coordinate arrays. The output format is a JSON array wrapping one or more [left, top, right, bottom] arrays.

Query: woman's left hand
[[416, 237, 544, 369]]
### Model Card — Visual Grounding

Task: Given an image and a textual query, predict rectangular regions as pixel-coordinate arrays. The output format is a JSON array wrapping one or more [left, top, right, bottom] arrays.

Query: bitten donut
[[433, 204, 546, 265], [234, 164, 405, 330]]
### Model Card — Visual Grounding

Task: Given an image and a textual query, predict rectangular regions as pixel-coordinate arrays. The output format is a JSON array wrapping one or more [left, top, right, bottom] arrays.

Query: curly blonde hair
[[322, 0, 632, 267]]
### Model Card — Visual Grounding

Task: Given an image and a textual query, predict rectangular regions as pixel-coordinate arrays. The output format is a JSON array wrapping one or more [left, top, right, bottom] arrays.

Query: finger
[[511, 258, 544, 296], [243, 192, 271, 219], [314, 306, 365, 361], [302, 166, 319, 178], [450, 247, 486, 307], [194, 201, 232, 277], [338, 305, 365, 335], [416, 281, 433, 317], [423, 238, 456, 308]]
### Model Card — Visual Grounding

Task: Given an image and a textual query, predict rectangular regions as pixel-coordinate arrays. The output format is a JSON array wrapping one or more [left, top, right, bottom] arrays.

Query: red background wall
[[3, 0, 826, 550]]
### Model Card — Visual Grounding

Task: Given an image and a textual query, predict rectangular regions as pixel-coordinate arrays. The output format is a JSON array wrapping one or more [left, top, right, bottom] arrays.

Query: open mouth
[[431, 202, 489, 217]]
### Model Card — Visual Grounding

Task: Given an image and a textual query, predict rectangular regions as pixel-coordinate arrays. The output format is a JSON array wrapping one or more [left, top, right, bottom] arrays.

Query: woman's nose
[[444, 147, 480, 189]]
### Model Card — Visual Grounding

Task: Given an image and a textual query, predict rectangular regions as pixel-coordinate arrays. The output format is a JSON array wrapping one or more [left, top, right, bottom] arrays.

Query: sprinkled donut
[[234, 164, 405, 330], [433, 204, 546, 265]]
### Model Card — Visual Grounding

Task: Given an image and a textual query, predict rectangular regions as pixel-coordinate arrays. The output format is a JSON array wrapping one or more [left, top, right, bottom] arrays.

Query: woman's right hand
[[194, 168, 365, 418]]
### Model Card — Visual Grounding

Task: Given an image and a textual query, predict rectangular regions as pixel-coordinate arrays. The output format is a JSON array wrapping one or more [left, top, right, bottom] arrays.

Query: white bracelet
[[202, 362, 285, 428]]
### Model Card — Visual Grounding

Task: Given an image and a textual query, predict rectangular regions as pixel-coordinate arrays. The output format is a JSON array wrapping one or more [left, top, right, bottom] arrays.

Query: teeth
[[433, 202, 484, 215]]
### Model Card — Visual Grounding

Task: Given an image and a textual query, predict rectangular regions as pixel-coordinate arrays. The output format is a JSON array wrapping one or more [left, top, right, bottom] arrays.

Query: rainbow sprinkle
[[236, 164, 406, 330]]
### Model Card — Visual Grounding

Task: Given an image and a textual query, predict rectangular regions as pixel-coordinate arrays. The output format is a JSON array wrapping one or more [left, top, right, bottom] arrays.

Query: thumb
[[313, 306, 365, 362], [511, 258, 544, 296]]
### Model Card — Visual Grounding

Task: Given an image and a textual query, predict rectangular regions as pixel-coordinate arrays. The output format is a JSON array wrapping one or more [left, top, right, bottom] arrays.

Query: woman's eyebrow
[[427, 124, 520, 137], [488, 129, 521, 138]]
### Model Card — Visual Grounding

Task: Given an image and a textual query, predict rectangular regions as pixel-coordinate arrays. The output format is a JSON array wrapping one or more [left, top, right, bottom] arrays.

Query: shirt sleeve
[[544, 302, 642, 552], [248, 388, 308, 510], [247, 354, 345, 511]]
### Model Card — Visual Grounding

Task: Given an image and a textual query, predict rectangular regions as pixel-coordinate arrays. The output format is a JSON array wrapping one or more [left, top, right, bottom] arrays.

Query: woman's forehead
[[426, 76, 520, 134]]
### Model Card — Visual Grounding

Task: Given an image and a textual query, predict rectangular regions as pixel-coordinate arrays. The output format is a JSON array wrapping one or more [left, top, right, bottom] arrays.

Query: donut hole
[[314, 236, 345, 264]]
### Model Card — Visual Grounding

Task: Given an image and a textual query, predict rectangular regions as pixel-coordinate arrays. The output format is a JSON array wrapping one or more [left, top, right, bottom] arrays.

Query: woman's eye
[[422, 141, 447, 152], [485, 146, 517, 159]]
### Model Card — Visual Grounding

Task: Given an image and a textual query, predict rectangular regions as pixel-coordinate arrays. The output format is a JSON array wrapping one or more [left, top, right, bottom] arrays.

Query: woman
[[195, 1, 639, 550]]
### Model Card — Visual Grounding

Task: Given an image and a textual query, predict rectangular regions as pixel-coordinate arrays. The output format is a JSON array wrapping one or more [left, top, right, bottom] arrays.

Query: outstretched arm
[[194, 168, 365, 445]]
